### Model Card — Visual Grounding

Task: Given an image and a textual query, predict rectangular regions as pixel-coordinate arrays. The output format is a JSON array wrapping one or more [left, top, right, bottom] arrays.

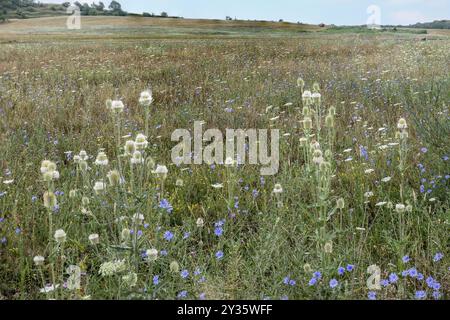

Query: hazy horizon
[[42, 0, 449, 26]]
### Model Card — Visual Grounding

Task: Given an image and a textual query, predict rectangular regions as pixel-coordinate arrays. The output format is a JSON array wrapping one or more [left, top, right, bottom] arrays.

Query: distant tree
[[62, 2, 71, 8], [225, 16, 232, 21], [143, 12, 151, 17], [109, 0, 121, 11], [279, 19, 283, 22], [160, 11, 168, 17]]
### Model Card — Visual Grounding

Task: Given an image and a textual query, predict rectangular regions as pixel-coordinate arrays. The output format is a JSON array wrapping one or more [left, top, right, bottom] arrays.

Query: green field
[[0, 16, 448, 300]]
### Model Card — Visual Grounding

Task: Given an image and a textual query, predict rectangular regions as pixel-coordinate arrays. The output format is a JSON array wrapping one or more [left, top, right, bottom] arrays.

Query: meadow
[[0, 16, 449, 300]]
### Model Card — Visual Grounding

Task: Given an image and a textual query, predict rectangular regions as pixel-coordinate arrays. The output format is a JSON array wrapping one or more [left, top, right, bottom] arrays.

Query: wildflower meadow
[[0, 13, 448, 301]]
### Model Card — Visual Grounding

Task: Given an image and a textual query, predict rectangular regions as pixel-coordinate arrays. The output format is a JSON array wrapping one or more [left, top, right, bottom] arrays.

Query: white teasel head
[[88, 233, 100, 245], [95, 151, 109, 166], [109, 100, 124, 114], [139, 90, 153, 107], [130, 151, 144, 165], [395, 203, 406, 213], [152, 165, 168, 179], [196, 217, 204, 228], [124, 140, 136, 156], [93, 180, 106, 194], [397, 118, 408, 130], [134, 133, 148, 151], [41, 160, 59, 181], [33, 255, 45, 266], [54, 229, 67, 244], [146, 248, 158, 262], [272, 183, 283, 194], [224, 157, 237, 167]]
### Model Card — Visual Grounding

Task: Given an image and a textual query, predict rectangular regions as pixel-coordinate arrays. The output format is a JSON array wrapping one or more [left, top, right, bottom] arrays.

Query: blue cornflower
[[368, 291, 376, 300], [214, 227, 223, 237], [183, 232, 190, 239], [160, 249, 168, 256], [31, 196, 37, 202], [15, 227, 21, 234], [215, 250, 224, 260], [214, 220, 225, 227], [417, 273, 424, 281], [408, 268, 418, 278], [401, 270, 409, 277], [426, 277, 435, 288], [313, 271, 322, 279], [283, 277, 290, 285], [280, 295, 289, 300], [180, 270, 189, 279], [194, 268, 202, 276], [420, 147, 428, 153], [402, 255, 410, 263], [381, 279, 389, 287], [433, 253, 444, 262], [360, 145, 369, 161], [177, 290, 188, 298], [158, 199, 173, 214], [199, 293, 206, 300], [252, 189, 259, 198], [432, 291, 441, 300], [163, 231, 174, 241], [415, 291, 426, 300], [1, 237, 6, 244], [389, 273, 399, 283], [420, 185, 425, 193], [346, 264, 354, 272], [432, 282, 441, 291], [329, 279, 338, 288], [153, 275, 159, 285], [338, 267, 345, 275], [308, 277, 317, 286], [289, 279, 296, 286]]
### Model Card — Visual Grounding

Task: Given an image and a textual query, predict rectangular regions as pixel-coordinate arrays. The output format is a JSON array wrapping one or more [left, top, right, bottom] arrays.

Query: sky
[[44, 0, 449, 25]]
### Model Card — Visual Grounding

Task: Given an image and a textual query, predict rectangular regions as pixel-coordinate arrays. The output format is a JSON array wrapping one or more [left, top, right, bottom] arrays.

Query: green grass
[[0, 16, 448, 300]]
